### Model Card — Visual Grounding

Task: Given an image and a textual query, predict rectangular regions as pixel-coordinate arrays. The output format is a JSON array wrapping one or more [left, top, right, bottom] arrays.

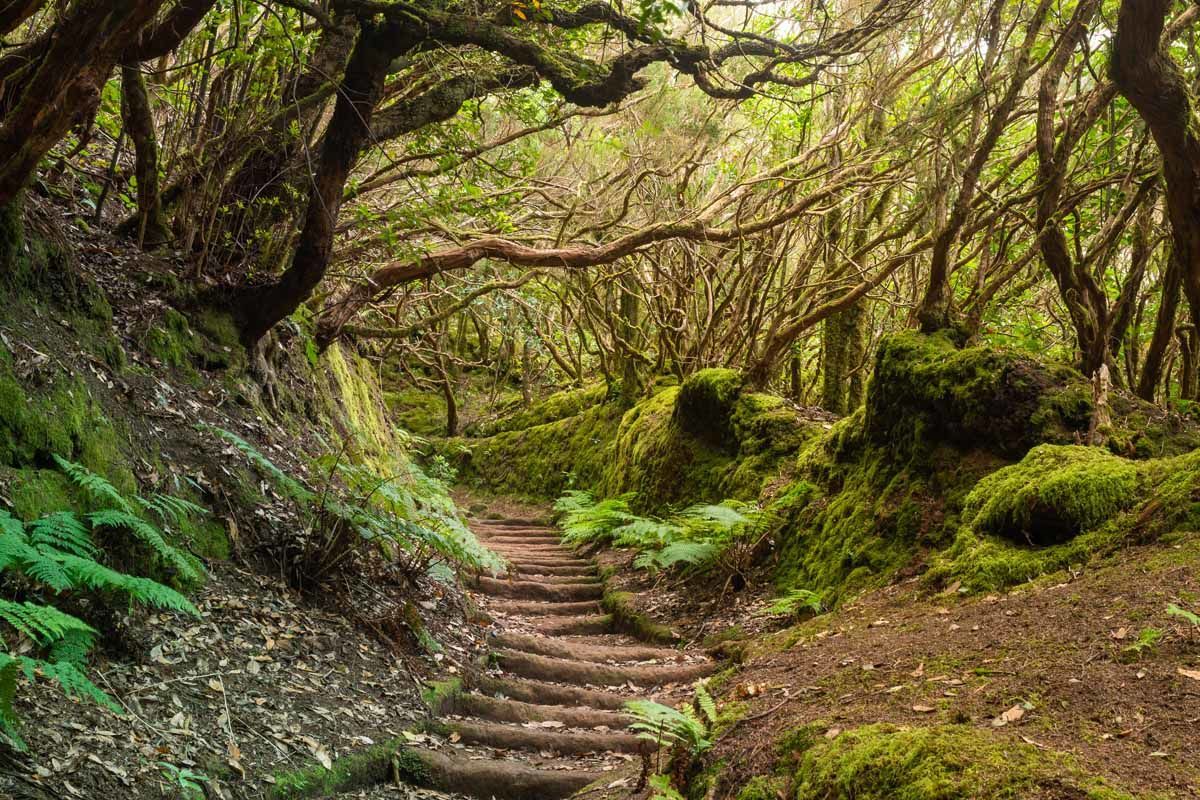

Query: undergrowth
[[555, 490, 772, 577], [206, 425, 502, 590], [0, 458, 203, 748]]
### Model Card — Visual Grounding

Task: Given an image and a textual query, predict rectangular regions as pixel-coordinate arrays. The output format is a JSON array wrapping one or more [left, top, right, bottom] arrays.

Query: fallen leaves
[[991, 703, 1028, 727]]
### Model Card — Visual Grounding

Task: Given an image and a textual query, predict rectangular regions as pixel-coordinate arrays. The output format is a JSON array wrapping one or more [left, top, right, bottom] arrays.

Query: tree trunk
[[120, 64, 171, 247], [1137, 254, 1182, 401], [1178, 325, 1198, 401], [231, 25, 397, 348], [1112, 0, 1200, 365], [917, 0, 1051, 331]]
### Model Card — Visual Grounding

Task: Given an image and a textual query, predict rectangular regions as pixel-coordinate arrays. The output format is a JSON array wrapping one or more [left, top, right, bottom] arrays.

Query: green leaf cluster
[[0, 458, 204, 749]]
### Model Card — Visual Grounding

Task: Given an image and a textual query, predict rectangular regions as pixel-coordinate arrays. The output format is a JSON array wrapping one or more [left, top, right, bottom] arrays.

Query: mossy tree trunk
[[120, 64, 171, 248], [617, 273, 643, 407], [1177, 324, 1198, 400], [1113, 0, 1200, 378], [231, 24, 400, 348]]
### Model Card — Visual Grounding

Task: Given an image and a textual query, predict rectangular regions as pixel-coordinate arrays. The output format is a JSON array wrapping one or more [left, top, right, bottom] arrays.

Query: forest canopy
[[3, 0, 1200, 420]]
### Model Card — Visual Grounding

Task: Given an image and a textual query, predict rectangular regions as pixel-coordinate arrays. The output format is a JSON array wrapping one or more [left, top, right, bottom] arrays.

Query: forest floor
[[705, 532, 1200, 799], [2, 560, 479, 800]]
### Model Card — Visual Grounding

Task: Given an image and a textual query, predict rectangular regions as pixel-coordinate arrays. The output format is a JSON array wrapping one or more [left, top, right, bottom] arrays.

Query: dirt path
[[407, 518, 714, 799]]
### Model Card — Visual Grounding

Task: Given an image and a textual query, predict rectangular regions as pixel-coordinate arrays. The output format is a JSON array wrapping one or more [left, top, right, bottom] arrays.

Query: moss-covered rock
[[965, 445, 1140, 546], [141, 307, 243, 373], [0, 348, 133, 490], [784, 724, 1137, 800], [674, 368, 746, 450], [469, 384, 607, 436], [864, 332, 1092, 466]]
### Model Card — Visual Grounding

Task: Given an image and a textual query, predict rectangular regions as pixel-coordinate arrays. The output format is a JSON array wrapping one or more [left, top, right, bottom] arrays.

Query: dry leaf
[[1177, 667, 1200, 681], [911, 704, 935, 713], [992, 704, 1026, 727]]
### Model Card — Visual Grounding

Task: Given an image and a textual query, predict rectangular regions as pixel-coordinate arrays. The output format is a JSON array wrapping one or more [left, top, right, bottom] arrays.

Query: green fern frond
[[136, 493, 208, 526], [57, 555, 199, 614], [0, 510, 24, 540], [694, 681, 717, 725], [624, 699, 711, 754], [0, 599, 96, 648], [0, 530, 74, 592], [87, 510, 201, 583], [764, 588, 825, 617], [48, 628, 95, 667], [29, 512, 97, 559], [53, 457, 133, 513], [651, 540, 719, 570], [202, 425, 314, 502], [612, 518, 679, 549], [553, 490, 595, 514], [31, 658, 119, 713]]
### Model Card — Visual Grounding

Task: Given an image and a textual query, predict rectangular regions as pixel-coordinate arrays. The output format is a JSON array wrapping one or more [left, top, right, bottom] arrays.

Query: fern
[[553, 489, 595, 515], [202, 424, 314, 502], [694, 680, 718, 726], [0, 460, 205, 749], [559, 494, 636, 545], [53, 456, 134, 513], [624, 699, 712, 755], [88, 509, 200, 583], [29, 512, 96, 559], [764, 588, 825, 617], [136, 493, 207, 527], [57, 554, 198, 614], [0, 599, 96, 647]]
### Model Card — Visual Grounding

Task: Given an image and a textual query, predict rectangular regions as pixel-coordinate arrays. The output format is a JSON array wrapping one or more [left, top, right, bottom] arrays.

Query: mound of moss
[[965, 445, 1141, 546], [929, 447, 1200, 592], [469, 384, 607, 437], [455, 401, 625, 499], [461, 372, 822, 506], [673, 368, 745, 450], [864, 332, 1093, 465], [778, 724, 1137, 800]]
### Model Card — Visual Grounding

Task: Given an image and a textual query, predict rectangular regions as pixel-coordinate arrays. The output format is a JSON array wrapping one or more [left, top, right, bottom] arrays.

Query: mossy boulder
[[469, 384, 607, 436], [864, 332, 1092, 465], [141, 308, 243, 373], [673, 368, 746, 450], [786, 724, 1136, 800], [0, 349, 133, 489], [965, 445, 1140, 546]]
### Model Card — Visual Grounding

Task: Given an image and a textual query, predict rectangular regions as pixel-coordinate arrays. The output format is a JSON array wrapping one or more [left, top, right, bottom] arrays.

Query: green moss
[[0, 358, 133, 490], [420, 678, 462, 714], [385, 386, 447, 437], [456, 400, 624, 499], [674, 368, 746, 450], [965, 445, 1140, 546], [931, 450, 1200, 594], [267, 739, 424, 799], [141, 308, 241, 374], [787, 724, 1138, 800], [602, 590, 676, 644], [864, 332, 1092, 466], [469, 384, 607, 436], [736, 775, 788, 800], [0, 467, 76, 519]]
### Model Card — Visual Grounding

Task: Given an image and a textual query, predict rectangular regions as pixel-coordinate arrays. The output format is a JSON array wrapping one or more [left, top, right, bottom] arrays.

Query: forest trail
[[413, 517, 714, 799]]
